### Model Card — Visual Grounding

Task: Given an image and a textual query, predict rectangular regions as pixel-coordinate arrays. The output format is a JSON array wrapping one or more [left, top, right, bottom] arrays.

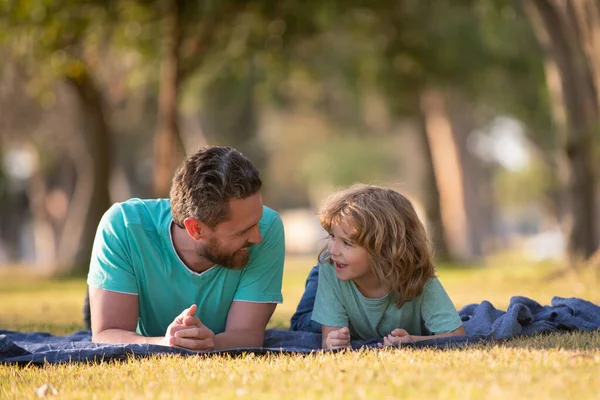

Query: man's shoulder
[[260, 205, 280, 222], [102, 198, 171, 231], [258, 206, 283, 233]]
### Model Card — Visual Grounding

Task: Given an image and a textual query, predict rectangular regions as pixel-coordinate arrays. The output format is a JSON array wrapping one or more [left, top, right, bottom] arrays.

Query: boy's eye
[[343, 240, 352, 247]]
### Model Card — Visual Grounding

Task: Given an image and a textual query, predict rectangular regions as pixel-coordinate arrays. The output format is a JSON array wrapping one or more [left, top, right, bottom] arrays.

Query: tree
[[523, 0, 599, 264], [370, 0, 502, 262], [1, 0, 114, 274]]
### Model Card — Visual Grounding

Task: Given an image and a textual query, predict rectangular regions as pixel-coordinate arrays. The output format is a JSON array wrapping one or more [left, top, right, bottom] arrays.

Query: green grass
[[1, 256, 600, 399]]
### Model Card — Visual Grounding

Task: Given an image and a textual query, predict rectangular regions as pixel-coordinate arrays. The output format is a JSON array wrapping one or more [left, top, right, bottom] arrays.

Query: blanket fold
[[1, 296, 598, 364]]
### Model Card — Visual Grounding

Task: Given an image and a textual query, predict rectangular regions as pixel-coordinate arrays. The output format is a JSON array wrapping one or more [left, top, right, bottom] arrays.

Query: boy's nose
[[328, 240, 340, 256]]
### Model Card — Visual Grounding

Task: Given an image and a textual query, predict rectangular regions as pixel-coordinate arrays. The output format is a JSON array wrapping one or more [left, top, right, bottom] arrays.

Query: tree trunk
[[523, 0, 599, 264], [58, 65, 112, 276], [449, 97, 489, 260], [153, 0, 183, 197], [419, 89, 473, 262], [416, 112, 451, 261]]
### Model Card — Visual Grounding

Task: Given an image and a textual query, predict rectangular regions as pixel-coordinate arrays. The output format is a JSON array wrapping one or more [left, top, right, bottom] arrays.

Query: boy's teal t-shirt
[[87, 198, 285, 337], [311, 262, 462, 339]]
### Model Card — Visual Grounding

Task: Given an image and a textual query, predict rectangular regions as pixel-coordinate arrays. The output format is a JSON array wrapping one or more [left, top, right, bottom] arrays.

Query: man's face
[[196, 193, 264, 269]]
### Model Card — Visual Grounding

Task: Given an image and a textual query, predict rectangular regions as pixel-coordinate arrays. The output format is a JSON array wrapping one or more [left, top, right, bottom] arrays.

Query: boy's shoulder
[[318, 262, 347, 290]]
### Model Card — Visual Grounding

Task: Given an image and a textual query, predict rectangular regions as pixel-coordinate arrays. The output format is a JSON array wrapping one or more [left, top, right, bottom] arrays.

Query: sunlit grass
[[1, 346, 599, 399], [1, 255, 600, 399]]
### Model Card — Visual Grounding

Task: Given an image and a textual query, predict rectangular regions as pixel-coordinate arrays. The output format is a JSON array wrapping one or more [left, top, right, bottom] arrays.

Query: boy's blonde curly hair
[[319, 184, 435, 307]]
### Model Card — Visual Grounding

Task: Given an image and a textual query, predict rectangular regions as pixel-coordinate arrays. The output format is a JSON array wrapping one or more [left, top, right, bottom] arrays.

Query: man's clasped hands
[[163, 305, 215, 352]]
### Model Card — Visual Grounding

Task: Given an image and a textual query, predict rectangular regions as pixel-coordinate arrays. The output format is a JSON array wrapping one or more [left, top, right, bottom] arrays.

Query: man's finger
[[185, 304, 198, 317], [175, 304, 198, 323], [183, 315, 202, 327], [169, 324, 193, 335], [174, 326, 213, 340], [171, 336, 215, 352]]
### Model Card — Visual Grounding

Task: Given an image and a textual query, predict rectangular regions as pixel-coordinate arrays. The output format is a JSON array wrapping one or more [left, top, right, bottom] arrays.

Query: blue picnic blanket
[[1, 296, 599, 364]]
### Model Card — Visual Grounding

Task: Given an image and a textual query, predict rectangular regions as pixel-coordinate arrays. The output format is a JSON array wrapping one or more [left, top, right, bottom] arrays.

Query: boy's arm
[[383, 325, 466, 345]]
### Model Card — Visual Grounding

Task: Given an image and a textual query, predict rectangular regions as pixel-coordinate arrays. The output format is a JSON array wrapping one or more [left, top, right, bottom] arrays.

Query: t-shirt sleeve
[[311, 263, 349, 328], [87, 203, 138, 295], [233, 208, 285, 303], [420, 278, 463, 334]]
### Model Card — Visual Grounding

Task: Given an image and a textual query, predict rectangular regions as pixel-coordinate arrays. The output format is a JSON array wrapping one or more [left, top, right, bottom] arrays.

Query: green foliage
[[0, 0, 111, 81], [297, 135, 404, 190]]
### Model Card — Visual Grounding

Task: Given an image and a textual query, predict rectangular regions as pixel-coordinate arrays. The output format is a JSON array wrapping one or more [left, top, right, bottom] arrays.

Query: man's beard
[[196, 237, 251, 270]]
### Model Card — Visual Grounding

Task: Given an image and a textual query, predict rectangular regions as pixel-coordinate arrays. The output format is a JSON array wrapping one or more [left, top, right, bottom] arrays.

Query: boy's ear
[[183, 218, 208, 240]]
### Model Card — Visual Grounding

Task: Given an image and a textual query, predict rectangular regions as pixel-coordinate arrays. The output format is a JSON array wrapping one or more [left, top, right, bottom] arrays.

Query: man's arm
[[213, 301, 276, 350], [89, 286, 165, 345], [91, 287, 216, 349]]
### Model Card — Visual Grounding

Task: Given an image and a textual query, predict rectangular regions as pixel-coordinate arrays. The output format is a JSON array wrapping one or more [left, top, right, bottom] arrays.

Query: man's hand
[[325, 327, 351, 350], [383, 328, 413, 346], [164, 304, 215, 352]]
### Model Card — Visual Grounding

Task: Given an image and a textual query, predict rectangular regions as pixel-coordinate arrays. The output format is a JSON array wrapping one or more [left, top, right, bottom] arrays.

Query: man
[[87, 146, 285, 351]]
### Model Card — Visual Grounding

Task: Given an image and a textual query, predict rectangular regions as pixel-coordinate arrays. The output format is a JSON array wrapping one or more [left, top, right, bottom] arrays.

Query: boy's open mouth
[[334, 261, 348, 270]]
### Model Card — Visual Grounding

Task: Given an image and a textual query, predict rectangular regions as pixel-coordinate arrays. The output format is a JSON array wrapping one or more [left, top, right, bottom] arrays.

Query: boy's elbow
[[453, 325, 466, 336]]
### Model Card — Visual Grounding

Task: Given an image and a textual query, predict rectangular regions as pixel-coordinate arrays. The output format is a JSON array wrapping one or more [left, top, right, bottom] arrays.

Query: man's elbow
[[91, 328, 121, 344], [91, 330, 104, 343], [248, 330, 266, 347]]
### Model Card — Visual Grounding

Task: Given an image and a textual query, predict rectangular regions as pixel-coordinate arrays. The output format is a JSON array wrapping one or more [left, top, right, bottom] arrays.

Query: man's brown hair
[[170, 146, 262, 228]]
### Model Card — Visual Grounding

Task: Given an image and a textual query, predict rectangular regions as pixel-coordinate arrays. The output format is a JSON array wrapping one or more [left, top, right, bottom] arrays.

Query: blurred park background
[[0, 0, 599, 277]]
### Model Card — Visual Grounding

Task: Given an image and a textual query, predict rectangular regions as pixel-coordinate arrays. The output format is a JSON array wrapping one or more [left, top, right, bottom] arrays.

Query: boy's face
[[327, 221, 377, 291]]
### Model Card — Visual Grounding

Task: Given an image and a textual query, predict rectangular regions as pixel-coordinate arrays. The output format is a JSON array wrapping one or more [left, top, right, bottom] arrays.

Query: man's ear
[[183, 218, 208, 240]]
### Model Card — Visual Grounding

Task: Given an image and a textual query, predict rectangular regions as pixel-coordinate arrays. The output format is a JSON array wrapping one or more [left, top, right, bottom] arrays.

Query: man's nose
[[248, 225, 263, 245]]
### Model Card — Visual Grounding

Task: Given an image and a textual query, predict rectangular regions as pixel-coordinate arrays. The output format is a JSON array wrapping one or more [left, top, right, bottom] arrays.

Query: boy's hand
[[383, 328, 413, 346], [326, 327, 351, 349]]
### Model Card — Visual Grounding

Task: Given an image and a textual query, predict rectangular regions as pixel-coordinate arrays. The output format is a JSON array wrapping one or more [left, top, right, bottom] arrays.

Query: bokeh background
[[0, 0, 599, 277]]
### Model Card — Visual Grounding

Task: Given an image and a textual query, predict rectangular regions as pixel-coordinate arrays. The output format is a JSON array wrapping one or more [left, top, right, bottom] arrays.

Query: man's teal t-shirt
[[87, 198, 285, 337], [311, 262, 462, 339]]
